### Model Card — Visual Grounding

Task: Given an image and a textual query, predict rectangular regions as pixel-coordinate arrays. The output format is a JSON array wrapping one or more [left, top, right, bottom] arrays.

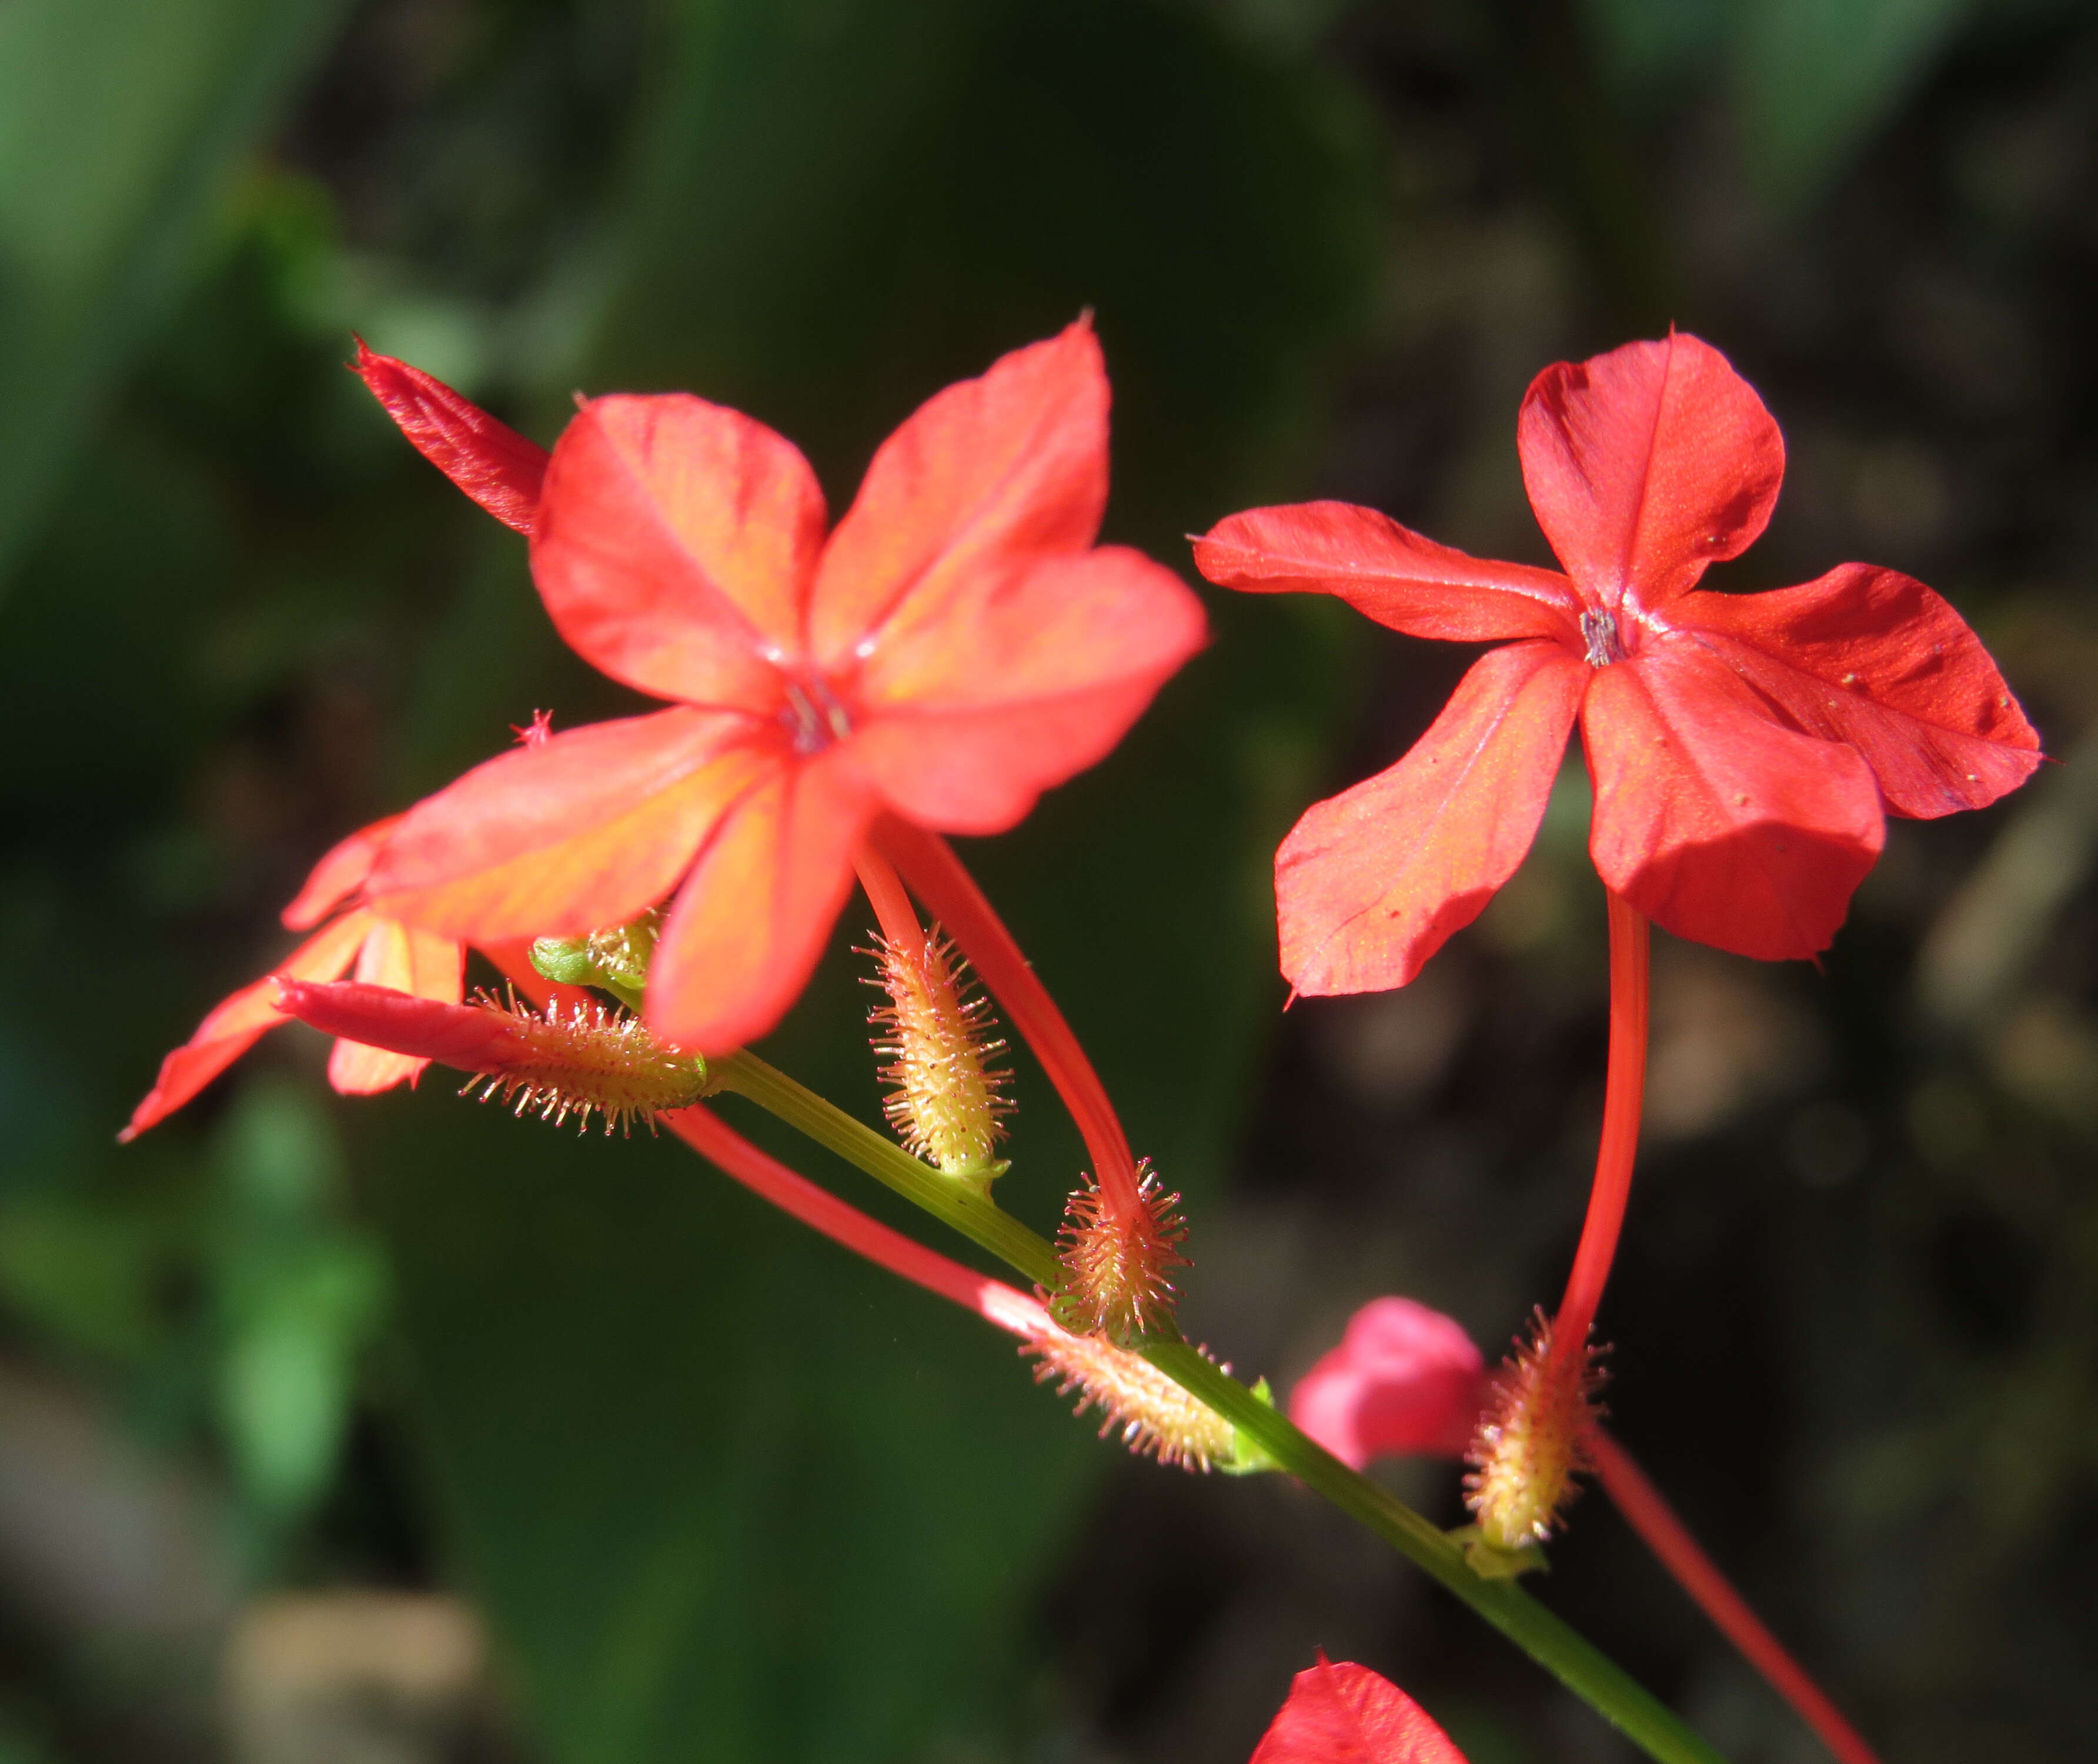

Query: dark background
[[0, 0, 2093, 1759]]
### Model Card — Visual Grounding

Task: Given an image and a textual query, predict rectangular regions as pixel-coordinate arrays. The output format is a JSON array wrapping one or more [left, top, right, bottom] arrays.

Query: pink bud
[[1288, 1297, 1486, 1470]]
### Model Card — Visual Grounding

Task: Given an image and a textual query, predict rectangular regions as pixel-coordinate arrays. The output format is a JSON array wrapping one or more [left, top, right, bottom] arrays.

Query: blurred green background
[[1, 0, 2094, 1759]]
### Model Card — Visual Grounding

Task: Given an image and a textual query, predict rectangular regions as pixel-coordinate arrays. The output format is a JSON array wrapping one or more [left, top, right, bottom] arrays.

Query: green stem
[[1147, 1343, 1728, 1764], [714, 1049, 1730, 1764], [713, 1051, 1063, 1289]]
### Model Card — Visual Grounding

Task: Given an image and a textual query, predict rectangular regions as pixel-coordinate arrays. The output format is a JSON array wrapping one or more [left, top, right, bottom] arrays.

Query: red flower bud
[[275, 981, 707, 1135]]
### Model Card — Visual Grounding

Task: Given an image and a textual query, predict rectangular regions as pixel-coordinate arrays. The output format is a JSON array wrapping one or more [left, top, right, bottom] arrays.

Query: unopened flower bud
[[863, 927, 1011, 1188], [1463, 1308, 1606, 1558], [1054, 1160, 1188, 1343], [275, 980, 707, 1135]]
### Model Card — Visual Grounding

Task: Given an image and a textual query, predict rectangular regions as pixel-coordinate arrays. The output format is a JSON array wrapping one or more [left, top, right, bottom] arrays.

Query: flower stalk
[[710, 1049, 1064, 1291], [260, 959, 1726, 1763], [695, 1057, 1723, 1762], [668, 1061, 1728, 1759]]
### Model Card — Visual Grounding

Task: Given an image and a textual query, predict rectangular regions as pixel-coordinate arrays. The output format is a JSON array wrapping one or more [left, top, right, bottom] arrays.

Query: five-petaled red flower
[[359, 320, 1205, 1052], [1195, 333, 2040, 994]]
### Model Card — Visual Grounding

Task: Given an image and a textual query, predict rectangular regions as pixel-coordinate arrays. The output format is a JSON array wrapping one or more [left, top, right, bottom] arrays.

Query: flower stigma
[[1581, 608, 1624, 667], [781, 677, 854, 754]]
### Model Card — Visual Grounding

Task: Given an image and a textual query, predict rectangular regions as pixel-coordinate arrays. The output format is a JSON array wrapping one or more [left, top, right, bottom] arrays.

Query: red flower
[[1194, 333, 2040, 993], [1250, 1656, 1468, 1763], [122, 816, 580, 1140], [1288, 1297, 1485, 1469], [359, 320, 1206, 1052]]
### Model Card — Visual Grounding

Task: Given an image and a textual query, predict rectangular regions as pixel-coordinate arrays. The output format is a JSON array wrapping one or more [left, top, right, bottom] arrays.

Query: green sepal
[[938, 1156, 1010, 1197], [529, 911, 662, 1001], [1448, 1524, 1549, 1580], [1222, 1375, 1281, 1475], [530, 936, 600, 988]]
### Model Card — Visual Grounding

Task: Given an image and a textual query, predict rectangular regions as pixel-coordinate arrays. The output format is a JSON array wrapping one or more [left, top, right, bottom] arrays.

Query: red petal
[[369, 709, 776, 941], [645, 753, 873, 1054], [1519, 333, 1783, 612], [120, 911, 374, 1141], [1277, 643, 1586, 995], [1193, 502, 1582, 644], [532, 393, 824, 706], [1678, 564, 2042, 818], [280, 813, 403, 930], [326, 919, 465, 1094], [809, 318, 1108, 671], [845, 546, 1207, 832], [1250, 1657, 1468, 1764], [1288, 1298, 1486, 1470], [1583, 644, 1884, 959], [352, 341, 547, 534]]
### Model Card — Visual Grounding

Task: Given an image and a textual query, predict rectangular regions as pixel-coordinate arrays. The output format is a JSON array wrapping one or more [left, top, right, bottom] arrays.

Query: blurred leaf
[[211, 1083, 386, 1525], [368, 2, 1379, 1761], [1731, 0, 1981, 208], [0, 1197, 174, 1364], [0, 0, 351, 590]]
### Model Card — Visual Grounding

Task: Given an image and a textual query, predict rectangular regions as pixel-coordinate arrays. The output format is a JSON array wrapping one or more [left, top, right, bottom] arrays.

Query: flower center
[[1580, 609, 1624, 667], [781, 678, 854, 754]]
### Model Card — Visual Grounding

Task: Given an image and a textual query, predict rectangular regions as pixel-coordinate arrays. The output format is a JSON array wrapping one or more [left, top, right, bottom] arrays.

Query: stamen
[[1464, 1308, 1608, 1551], [1023, 1324, 1237, 1471], [1055, 1160, 1188, 1342], [863, 927, 1012, 1184]]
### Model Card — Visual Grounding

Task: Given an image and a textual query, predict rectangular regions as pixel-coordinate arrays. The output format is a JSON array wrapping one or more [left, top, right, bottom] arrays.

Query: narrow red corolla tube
[[1466, 889, 1646, 1550], [1588, 1429, 1884, 1764], [1554, 890, 1650, 1355]]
